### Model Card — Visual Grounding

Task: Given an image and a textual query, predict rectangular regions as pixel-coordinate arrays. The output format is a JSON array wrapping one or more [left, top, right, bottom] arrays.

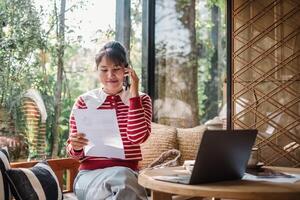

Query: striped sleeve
[[126, 94, 152, 144], [66, 96, 87, 159]]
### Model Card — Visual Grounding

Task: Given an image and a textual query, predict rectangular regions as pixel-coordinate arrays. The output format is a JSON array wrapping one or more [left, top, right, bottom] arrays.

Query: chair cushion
[[5, 161, 63, 200], [139, 123, 178, 169], [177, 125, 207, 165], [0, 147, 12, 200]]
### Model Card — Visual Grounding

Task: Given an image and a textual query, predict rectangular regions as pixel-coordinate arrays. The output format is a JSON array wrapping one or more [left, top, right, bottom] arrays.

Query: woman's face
[[98, 55, 126, 95]]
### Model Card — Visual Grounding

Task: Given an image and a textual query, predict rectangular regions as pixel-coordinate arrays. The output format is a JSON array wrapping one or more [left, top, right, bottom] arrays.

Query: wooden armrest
[[11, 158, 80, 193]]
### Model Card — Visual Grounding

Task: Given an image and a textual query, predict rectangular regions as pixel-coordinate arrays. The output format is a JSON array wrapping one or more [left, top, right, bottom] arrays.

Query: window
[[153, 0, 227, 127]]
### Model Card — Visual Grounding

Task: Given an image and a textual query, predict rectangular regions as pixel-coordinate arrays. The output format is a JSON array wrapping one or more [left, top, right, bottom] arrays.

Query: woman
[[67, 41, 152, 200]]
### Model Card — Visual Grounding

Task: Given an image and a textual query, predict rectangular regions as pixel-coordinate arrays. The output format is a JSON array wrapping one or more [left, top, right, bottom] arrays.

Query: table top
[[138, 166, 300, 200]]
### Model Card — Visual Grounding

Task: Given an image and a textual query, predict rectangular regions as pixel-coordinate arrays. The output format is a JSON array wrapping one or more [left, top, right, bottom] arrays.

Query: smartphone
[[124, 63, 131, 90]]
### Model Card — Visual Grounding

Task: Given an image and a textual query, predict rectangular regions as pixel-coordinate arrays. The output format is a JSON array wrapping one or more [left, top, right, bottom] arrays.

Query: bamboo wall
[[232, 0, 300, 166], [22, 98, 46, 159]]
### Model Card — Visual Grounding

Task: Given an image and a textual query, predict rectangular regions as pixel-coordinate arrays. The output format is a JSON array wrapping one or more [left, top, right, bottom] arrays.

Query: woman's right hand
[[69, 133, 89, 151]]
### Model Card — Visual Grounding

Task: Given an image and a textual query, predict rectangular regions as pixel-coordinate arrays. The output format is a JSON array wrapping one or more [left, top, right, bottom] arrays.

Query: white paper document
[[72, 109, 125, 159], [243, 173, 300, 183]]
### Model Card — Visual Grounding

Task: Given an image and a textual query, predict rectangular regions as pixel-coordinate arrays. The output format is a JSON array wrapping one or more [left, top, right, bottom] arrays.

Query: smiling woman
[[97, 57, 126, 94], [95, 41, 140, 97], [95, 41, 128, 95], [66, 41, 152, 200]]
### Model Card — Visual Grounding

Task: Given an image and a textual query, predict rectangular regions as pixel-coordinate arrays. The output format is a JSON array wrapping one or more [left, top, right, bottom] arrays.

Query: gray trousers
[[74, 166, 148, 200]]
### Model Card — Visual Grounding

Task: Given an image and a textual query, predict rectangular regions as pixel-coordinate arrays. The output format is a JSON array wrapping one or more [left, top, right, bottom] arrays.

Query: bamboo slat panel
[[22, 98, 46, 159], [232, 0, 300, 167]]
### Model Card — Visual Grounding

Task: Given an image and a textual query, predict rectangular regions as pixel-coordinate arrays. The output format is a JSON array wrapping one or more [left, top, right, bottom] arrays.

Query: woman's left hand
[[126, 66, 139, 97]]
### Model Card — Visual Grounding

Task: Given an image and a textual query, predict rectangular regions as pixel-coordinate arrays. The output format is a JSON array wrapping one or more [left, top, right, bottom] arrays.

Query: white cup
[[247, 147, 258, 167]]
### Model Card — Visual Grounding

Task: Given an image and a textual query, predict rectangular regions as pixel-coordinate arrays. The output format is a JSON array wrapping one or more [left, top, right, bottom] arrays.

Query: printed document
[[243, 173, 300, 183], [72, 109, 125, 159]]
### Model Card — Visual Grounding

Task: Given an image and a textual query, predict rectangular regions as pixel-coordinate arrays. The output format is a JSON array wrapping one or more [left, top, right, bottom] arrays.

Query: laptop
[[154, 129, 257, 184]]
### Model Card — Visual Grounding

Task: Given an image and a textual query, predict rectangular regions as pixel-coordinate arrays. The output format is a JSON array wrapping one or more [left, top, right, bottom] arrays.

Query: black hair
[[95, 41, 128, 68]]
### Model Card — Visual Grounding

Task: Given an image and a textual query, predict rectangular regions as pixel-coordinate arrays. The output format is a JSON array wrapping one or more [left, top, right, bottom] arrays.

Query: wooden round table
[[138, 166, 300, 200]]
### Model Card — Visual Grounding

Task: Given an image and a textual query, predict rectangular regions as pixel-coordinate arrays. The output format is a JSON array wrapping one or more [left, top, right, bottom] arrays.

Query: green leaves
[[0, 0, 45, 107]]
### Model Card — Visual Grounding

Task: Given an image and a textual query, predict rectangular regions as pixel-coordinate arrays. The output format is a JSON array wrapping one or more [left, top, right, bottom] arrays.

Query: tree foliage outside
[[196, 0, 226, 123], [0, 0, 45, 124], [0, 0, 48, 159]]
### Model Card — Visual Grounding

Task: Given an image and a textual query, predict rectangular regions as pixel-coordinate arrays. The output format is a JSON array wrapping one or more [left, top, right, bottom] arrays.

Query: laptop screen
[[189, 129, 257, 184]]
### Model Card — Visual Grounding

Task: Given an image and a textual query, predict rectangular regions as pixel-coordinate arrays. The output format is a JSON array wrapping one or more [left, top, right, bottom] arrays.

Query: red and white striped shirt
[[66, 88, 152, 171]]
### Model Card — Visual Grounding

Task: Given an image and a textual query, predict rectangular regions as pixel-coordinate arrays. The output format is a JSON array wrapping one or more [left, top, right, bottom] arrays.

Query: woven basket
[[177, 125, 207, 165], [139, 122, 178, 169]]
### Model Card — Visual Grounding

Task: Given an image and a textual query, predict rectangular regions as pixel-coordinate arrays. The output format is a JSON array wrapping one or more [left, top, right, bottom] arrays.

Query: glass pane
[[130, 0, 143, 91], [154, 0, 227, 128]]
